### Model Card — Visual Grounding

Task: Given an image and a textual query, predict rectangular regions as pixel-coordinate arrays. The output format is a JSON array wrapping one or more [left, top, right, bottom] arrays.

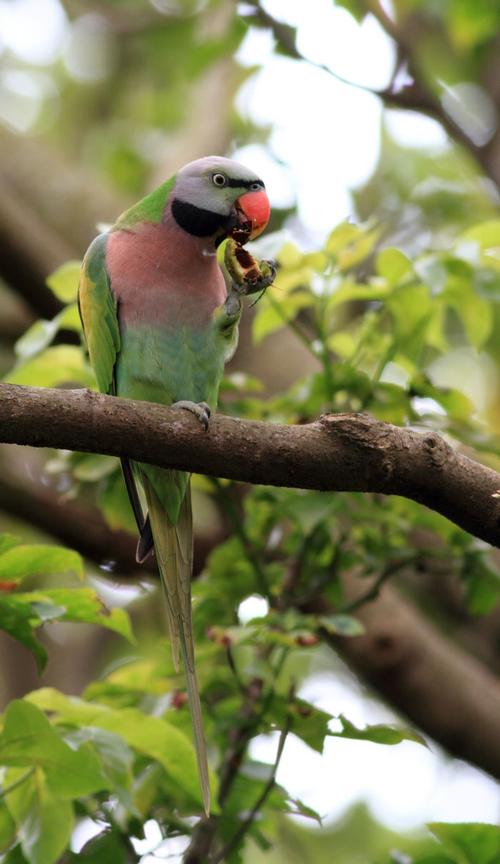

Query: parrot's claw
[[173, 400, 211, 431], [241, 258, 277, 296]]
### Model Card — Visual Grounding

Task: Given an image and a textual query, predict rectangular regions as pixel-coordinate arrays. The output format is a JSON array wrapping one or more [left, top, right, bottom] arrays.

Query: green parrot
[[78, 156, 271, 816]]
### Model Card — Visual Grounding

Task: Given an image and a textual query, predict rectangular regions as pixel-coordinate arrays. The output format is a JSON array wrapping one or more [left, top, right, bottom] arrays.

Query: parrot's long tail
[[143, 477, 210, 817]]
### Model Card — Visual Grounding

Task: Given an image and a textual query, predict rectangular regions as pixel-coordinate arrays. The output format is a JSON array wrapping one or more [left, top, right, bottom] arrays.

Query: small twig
[[209, 719, 291, 864], [225, 643, 246, 694], [340, 557, 414, 613]]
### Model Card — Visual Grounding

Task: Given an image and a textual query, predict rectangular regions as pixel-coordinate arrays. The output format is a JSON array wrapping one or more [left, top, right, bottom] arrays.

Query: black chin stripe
[[171, 198, 229, 237]]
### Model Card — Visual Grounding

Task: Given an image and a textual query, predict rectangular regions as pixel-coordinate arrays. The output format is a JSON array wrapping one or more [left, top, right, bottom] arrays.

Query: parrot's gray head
[[170, 156, 270, 241]]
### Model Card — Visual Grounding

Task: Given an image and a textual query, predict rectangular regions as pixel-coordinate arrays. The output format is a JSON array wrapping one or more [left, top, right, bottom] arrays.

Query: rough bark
[[328, 575, 500, 782], [0, 383, 498, 548]]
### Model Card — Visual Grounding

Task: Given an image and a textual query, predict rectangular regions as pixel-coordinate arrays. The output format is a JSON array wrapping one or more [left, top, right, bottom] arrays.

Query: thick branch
[[325, 575, 500, 782], [0, 384, 499, 548]]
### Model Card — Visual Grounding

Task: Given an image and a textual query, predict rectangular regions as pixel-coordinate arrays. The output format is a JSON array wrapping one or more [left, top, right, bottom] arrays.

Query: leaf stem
[[0, 766, 35, 800], [209, 719, 291, 864]]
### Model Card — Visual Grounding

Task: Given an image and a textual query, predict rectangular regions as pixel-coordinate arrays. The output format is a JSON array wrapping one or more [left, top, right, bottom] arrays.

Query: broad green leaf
[[0, 596, 47, 670], [268, 697, 331, 754], [19, 589, 135, 642], [14, 319, 60, 362], [461, 220, 500, 251], [5, 346, 94, 388], [253, 292, 312, 344], [387, 284, 433, 356], [0, 801, 16, 852], [325, 222, 362, 256], [0, 535, 21, 555], [444, 276, 493, 348], [327, 280, 391, 308], [14, 305, 81, 362], [0, 701, 107, 798], [92, 708, 214, 809], [64, 726, 134, 796], [26, 687, 108, 725], [429, 822, 500, 864], [337, 227, 380, 271], [0, 545, 83, 584], [376, 247, 412, 284], [5, 767, 73, 864], [46, 260, 81, 303], [330, 715, 427, 747]]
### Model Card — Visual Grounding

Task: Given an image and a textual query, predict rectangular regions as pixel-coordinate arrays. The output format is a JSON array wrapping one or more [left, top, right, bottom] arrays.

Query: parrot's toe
[[173, 400, 211, 431]]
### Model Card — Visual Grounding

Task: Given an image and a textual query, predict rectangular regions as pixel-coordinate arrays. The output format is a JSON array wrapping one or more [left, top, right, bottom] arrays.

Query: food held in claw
[[225, 230, 276, 296]]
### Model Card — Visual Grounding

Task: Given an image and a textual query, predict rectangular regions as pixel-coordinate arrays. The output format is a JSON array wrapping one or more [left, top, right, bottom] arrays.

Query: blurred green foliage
[[1, 0, 500, 860], [2, 213, 500, 860]]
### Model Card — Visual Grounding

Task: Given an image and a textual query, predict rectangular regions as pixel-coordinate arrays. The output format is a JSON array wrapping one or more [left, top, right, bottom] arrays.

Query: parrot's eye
[[250, 182, 263, 191], [212, 173, 227, 188]]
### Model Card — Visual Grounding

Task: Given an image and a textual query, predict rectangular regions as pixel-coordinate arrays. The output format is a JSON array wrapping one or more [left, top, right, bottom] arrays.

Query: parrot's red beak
[[234, 189, 271, 241]]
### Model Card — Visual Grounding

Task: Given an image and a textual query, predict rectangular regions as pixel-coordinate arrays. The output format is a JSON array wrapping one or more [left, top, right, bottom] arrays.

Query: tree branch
[[321, 574, 500, 783], [0, 383, 498, 548], [245, 0, 500, 190]]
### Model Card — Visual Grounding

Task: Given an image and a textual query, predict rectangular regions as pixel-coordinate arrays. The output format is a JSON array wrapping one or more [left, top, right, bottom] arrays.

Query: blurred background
[[1, 1, 500, 862]]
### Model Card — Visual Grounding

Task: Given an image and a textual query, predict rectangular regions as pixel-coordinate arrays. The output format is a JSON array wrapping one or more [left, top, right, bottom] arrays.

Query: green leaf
[[5, 346, 94, 388], [461, 220, 500, 251], [64, 727, 134, 796], [318, 614, 365, 636], [0, 700, 108, 798], [376, 248, 412, 284], [19, 588, 135, 642], [14, 305, 81, 362], [92, 708, 214, 809], [66, 828, 129, 862], [327, 279, 391, 308], [444, 276, 493, 348], [0, 544, 83, 584], [46, 260, 81, 303], [269, 697, 331, 754], [461, 551, 500, 614], [0, 596, 47, 670], [0, 535, 22, 555], [429, 822, 500, 864], [72, 453, 118, 482], [330, 715, 427, 747], [5, 767, 73, 864], [0, 801, 16, 852], [26, 687, 108, 725], [286, 796, 322, 825], [252, 291, 312, 344]]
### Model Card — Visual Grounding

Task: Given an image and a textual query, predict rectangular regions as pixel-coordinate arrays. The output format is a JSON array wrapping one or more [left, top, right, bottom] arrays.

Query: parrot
[[78, 156, 272, 816]]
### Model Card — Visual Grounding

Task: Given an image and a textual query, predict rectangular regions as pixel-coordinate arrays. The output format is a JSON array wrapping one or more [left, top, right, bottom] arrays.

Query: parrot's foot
[[224, 236, 277, 299], [173, 400, 211, 431], [242, 259, 277, 296]]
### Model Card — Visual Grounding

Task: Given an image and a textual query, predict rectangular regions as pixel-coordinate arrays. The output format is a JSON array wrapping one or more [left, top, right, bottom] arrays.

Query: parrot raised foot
[[79, 155, 272, 817]]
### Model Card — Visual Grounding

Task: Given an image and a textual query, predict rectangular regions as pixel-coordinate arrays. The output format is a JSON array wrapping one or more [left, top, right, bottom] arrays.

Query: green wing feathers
[[79, 226, 213, 816], [144, 477, 211, 817], [78, 233, 120, 395]]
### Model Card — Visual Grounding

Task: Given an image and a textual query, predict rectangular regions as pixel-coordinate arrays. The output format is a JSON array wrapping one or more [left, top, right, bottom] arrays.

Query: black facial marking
[[171, 198, 230, 237], [226, 178, 265, 190]]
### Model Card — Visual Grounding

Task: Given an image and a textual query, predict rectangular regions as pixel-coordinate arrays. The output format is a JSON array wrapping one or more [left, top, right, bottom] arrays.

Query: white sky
[[1, 0, 499, 852]]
